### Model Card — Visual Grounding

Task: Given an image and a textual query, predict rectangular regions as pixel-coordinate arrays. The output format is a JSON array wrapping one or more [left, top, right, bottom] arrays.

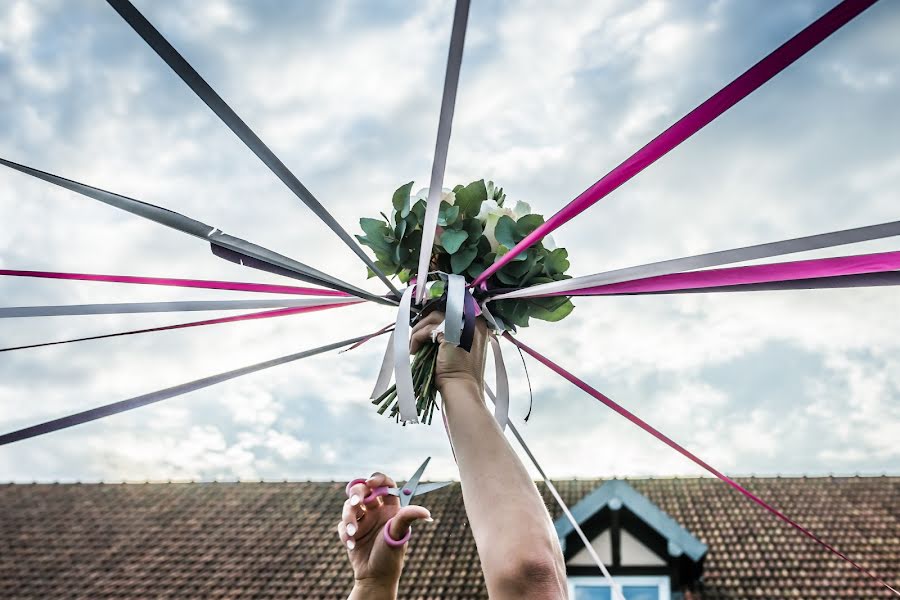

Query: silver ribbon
[[491, 219, 900, 300], [393, 287, 418, 423], [413, 0, 471, 303], [370, 331, 396, 401], [0, 297, 358, 318], [443, 274, 467, 346], [488, 335, 510, 431]]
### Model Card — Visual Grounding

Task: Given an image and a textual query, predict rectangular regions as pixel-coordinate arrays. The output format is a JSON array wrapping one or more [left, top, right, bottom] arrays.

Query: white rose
[[477, 200, 516, 251], [414, 187, 456, 206]]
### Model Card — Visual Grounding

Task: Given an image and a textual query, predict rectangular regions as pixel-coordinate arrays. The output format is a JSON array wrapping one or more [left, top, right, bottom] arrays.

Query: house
[[0, 475, 896, 598]]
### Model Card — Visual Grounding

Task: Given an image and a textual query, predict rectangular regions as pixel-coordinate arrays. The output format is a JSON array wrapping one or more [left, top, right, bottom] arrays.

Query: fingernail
[[347, 522, 357, 536], [349, 494, 361, 506], [424, 517, 434, 523], [346, 539, 355, 550]]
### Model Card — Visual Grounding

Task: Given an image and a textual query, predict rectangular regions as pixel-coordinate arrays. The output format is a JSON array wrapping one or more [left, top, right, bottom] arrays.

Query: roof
[[555, 479, 707, 562], [0, 476, 897, 599]]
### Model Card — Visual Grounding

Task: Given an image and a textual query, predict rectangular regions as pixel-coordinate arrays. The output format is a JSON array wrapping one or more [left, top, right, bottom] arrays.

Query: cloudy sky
[[1, 0, 898, 483]]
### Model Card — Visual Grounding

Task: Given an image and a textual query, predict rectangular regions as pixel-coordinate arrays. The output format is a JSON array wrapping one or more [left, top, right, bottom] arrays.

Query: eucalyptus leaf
[[451, 246, 478, 274], [494, 215, 518, 249], [454, 179, 488, 218], [429, 280, 446, 298], [437, 203, 460, 226], [440, 229, 469, 254], [529, 298, 575, 322], [392, 181, 414, 218], [544, 248, 570, 274], [515, 214, 544, 237], [467, 261, 487, 279]]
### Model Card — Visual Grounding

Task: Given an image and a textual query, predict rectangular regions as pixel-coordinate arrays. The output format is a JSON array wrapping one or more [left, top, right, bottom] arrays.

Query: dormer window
[[554, 480, 707, 599]]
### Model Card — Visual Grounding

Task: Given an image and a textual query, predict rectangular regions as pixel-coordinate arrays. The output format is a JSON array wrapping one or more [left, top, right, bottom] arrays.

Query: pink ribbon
[[0, 269, 350, 297], [555, 250, 900, 296], [473, 0, 879, 288], [504, 333, 899, 595], [0, 301, 360, 353]]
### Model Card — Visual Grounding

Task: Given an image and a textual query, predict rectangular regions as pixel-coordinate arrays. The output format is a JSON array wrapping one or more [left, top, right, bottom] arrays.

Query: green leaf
[[528, 298, 574, 322], [360, 217, 389, 238], [398, 269, 412, 284], [429, 280, 446, 298], [515, 214, 545, 237], [544, 248, 570, 275], [440, 229, 469, 254], [467, 261, 487, 279], [450, 246, 478, 274], [494, 215, 518, 249], [437, 203, 460, 226], [454, 179, 488, 218], [394, 218, 408, 240], [410, 199, 426, 224], [392, 181, 414, 218], [355, 233, 391, 254]]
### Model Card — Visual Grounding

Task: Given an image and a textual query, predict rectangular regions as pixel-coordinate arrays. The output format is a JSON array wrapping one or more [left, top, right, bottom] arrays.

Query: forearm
[[441, 380, 566, 596]]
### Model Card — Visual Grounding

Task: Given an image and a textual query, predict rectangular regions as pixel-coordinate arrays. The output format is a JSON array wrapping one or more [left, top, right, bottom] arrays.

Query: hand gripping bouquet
[[357, 180, 574, 423]]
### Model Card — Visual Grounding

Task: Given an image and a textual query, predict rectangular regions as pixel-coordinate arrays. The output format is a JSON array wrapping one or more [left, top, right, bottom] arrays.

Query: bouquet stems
[[372, 341, 440, 424]]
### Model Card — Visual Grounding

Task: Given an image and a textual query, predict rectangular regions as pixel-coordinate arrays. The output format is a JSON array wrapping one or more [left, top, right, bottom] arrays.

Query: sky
[[0, 0, 898, 483]]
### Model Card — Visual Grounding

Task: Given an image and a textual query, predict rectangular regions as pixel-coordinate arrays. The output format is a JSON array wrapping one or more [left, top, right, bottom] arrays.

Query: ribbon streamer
[[0, 157, 388, 304], [0, 332, 376, 446], [504, 333, 899, 595], [370, 331, 396, 401], [653, 271, 900, 294], [0, 269, 349, 297], [105, 0, 398, 297], [443, 274, 467, 346], [560, 250, 900, 296], [473, 0, 879, 287], [491, 220, 900, 300], [0, 303, 357, 353], [414, 0, 471, 304], [0, 296, 360, 319], [485, 385, 624, 600], [393, 287, 419, 423], [487, 337, 509, 431]]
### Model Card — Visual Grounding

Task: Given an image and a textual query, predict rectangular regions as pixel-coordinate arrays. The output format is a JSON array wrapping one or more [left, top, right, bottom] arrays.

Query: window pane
[[623, 585, 659, 600], [574, 586, 611, 600]]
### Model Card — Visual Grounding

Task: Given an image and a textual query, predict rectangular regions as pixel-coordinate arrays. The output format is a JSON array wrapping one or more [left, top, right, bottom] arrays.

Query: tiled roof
[[0, 476, 897, 599]]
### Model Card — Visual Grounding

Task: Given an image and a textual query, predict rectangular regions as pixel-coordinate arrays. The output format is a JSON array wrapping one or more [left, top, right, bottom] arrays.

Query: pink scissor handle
[[364, 485, 391, 504], [382, 516, 412, 548]]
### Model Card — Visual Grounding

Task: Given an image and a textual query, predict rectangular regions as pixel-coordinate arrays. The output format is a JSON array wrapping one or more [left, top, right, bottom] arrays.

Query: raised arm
[[411, 313, 568, 600]]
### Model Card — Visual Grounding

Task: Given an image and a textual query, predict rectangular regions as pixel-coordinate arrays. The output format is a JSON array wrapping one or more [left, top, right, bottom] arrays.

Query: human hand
[[339, 472, 433, 593], [409, 311, 488, 394]]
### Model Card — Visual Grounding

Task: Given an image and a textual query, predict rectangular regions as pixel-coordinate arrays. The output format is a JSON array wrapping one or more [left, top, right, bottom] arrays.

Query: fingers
[[387, 505, 433, 543], [410, 312, 444, 354], [366, 472, 399, 506]]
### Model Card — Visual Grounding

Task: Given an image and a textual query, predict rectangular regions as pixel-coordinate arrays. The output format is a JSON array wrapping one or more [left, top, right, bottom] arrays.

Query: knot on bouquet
[[358, 179, 575, 425]]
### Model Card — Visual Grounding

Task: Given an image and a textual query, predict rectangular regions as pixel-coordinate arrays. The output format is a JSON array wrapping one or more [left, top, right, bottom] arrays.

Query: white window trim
[[568, 574, 671, 600]]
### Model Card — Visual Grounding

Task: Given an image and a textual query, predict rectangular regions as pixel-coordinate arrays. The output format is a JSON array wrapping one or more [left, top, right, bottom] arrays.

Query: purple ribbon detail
[[558, 250, 900, 296], [458, 291, 477, 352], [473, 0, 879, 287]]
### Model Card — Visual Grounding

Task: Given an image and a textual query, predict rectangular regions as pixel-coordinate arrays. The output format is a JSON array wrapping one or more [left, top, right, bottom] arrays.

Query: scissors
[[362, 456, 451, 506], [345, 457, 452, 547]]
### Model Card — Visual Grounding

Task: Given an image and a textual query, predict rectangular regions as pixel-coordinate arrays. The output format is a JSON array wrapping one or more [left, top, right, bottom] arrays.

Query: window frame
[[568, 574, 671, 600]]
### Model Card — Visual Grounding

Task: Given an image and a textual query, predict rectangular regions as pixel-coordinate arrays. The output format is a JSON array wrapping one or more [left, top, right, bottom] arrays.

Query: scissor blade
[[411, 481, 452, 496], [401, 457, 432, 506]]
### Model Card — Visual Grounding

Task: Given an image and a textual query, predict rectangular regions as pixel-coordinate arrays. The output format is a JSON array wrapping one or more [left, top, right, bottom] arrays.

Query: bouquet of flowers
[[357, 179, 574, 422]]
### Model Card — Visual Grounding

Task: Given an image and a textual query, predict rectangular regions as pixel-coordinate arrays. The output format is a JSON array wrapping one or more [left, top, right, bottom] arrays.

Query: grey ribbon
[[620, 271, 900, 295], [491, 220, 900, 300], [0, 333, 371, 446], [0, 297, 357, 319], [414, 0, 471, 303], [443, 274, 467, 345], [105, 0, 398, 298], [0, 157, 391, 305]]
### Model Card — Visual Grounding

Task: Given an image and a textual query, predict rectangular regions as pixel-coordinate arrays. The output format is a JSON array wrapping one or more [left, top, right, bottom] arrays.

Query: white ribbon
[[370, 331, 396, 400], [443, 274, 466, 346], [393, 286, 418, 423], [488, 335, 509, 431]]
